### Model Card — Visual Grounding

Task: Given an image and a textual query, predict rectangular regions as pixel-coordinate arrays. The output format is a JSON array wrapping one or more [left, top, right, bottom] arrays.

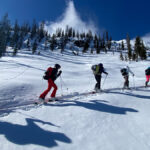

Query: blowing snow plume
[[45, 1, 98, 34]]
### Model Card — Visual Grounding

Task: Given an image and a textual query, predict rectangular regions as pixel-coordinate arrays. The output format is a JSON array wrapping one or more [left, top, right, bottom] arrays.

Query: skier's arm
[[127, 66, 134, 76], [103, 71, 108, 75], [56, 70, 62, 78], [102, 68, 108, 75]]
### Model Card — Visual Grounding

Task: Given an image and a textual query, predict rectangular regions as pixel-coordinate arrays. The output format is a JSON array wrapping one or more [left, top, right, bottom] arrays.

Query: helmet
[[55, 64, 61, 69]]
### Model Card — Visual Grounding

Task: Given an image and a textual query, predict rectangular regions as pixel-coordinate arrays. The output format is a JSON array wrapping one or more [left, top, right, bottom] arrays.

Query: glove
[[59, 70, 62, 75]]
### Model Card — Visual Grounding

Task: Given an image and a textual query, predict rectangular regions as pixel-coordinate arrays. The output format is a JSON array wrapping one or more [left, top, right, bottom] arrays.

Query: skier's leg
[[146, 75, 150, 87], [51, 81, 58, 98], [95, 75, 100, 89], [148, 75, 150, 85], [124, 76, 129, 88], [99, 76, 101, 89], [123, 76, 126, 88], [95, 83, 98, 90], [126, 76, 129, 88], [94, 75, 98, 90], [39, 79, 52, 99]]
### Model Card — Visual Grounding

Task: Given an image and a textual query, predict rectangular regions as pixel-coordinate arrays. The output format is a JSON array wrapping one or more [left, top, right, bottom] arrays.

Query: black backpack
[[43, 71, 49, 80], [91, 65, 96, 71], [145, 68, 150, 75], [121, 68, 128, 76]]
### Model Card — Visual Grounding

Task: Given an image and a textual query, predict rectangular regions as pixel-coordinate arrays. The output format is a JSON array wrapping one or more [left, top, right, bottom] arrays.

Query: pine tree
[[56, 28, 62, 37], [21, 22, 29, 36], [107, 36, 112, 50], [126, 34, 132, 60], [30, 19, 37, 39], [121, 40, 124, 50], [132, 52, 136, 61], [50, 34, 56, 51], [83, 40, 89, 53], [73, 29, 75, 38], [13, 44, 18, 56], [68, 27, 73, 37], [0, 27, 6, 57], [60, 37, 66, 53], [26, 38, 31, 50], [2, 13, 11, 45], [94, 34, 98, 50], [101, 34, 105, 51], [106, 31, 109, 42], [96, 40, 100, 54], [32, 40, 37, 54], [134, 36, 147, 60], [10, 20, 20, 48], [118, 43, 121, 50], [141, 41, 147, 60], [62, 30, 64, 37], [0, 13, 10, 57], [38, 21, 45, 42], [65, 26, 69, 37], [18, 31, 24, 49], [76, 31, 79, 39]]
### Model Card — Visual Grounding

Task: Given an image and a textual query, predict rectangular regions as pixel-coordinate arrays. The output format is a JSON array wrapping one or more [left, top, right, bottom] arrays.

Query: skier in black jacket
[[91, 63, 108, 92]]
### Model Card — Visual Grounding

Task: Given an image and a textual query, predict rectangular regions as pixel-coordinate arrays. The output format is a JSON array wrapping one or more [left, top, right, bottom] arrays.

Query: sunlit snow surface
[[0, 50, 150, 150]]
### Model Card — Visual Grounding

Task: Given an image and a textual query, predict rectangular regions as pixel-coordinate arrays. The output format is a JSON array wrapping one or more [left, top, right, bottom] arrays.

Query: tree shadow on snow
[[47, 100, 138, 115], [0, 118, 72, 148]]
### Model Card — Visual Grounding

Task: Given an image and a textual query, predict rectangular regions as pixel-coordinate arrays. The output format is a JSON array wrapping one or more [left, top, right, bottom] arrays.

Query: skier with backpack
[[39, 64, 62, 102], [145, 67, 150, 87], [91, 63, 108, 92], [120, 66, 134, 89]]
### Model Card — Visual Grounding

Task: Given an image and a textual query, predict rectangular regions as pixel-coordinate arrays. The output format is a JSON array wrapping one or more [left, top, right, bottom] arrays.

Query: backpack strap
[[47, 67, 53, 76]]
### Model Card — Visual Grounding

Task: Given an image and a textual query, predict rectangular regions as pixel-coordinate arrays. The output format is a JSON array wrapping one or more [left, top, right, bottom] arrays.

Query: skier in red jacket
[[39, 64, 62, 101]]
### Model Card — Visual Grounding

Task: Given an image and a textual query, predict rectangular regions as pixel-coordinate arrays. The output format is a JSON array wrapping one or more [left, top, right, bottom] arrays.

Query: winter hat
[[99, 63, 103, 67], [55, 64, 61, 69]]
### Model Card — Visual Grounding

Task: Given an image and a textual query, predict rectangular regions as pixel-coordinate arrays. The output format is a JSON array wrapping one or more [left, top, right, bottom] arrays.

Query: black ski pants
[[95, 75, 101, 89], [123, 75, 129, 88]]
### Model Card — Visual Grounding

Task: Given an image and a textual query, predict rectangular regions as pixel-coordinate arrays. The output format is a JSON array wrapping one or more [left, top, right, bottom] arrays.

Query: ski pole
[[60, 76, 63, 96], [102, 74, 107, 89], [60, 76, 69, 93], [133, 76, 136, 89]]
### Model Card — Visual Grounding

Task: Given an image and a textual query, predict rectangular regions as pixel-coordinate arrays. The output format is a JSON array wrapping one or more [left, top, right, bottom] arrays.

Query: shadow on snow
[[47, 100, 138, 115], [0, 118, 72, 148]]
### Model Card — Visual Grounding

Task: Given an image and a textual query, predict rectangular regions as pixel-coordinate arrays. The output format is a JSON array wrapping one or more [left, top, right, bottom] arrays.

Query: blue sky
[[0, 0, 149, 40]]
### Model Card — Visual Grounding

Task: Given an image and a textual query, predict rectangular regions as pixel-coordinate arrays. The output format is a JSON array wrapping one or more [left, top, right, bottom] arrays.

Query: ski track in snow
[[0, 50, 150, 150]]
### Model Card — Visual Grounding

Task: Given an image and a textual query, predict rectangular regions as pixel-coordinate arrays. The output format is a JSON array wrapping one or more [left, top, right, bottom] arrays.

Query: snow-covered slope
[[0, 50, 150, 150]]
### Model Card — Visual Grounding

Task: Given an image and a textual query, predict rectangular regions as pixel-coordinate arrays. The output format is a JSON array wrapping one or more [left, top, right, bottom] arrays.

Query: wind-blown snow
[[45, 1, 98, 34], [0, 49, 150, 150]]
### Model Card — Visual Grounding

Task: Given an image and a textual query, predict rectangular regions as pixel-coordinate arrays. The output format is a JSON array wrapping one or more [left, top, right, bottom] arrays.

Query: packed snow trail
[[0, 50, 150, 150]]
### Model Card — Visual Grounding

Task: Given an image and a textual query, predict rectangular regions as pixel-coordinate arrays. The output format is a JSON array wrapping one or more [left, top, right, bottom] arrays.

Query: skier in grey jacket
[[120, 66, 134, 89]]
